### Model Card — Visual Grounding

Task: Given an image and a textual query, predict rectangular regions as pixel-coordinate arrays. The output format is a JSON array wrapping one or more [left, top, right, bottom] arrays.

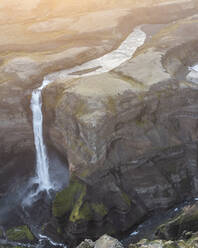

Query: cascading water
[[31, 79, 54, 193], [31, 79, 53, 198]]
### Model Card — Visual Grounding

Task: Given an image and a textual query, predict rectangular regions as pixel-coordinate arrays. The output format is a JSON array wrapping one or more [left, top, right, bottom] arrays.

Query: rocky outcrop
[[129, 235, 198, 248], [156, 202, 198, 240], [76, 231, 198, 248], [42, 12, 198, 246], [77, 235, 123, 248]]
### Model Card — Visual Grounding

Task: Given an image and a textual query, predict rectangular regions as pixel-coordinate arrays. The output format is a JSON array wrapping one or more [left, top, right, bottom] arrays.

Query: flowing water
[[31, 79, 54, 193]]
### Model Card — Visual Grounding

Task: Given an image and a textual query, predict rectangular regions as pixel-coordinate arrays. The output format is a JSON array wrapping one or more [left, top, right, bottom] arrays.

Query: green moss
[[6, 225, 35, 242], [0, 229, 3, 238], [91, 203, 108, 217], [52, 177, 86, 217], [187, 235, 198, 246], [0, 246, 24, 248], [135, 119, 147, 127], [121, 191, 131, 207], [75, 102, 88, 118], [164, 241, 178, 248], [69, 186, 91, 222], [79, 168, 90, 178], [156, 206, 198, 240], [57, 227, 62, 234], [106, 96, 116, 114], [177, 240, 187, 248]]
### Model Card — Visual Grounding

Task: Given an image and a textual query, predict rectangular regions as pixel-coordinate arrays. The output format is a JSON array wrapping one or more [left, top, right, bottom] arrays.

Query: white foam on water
[[130, 231, 139, 236], [39, 234, 67, 248], [189, 64, 198, 72]]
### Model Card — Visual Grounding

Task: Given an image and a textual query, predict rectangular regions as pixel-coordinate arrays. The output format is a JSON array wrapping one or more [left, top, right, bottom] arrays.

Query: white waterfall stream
[[30, 26, 146, 197], [31, 79, 53, 192]]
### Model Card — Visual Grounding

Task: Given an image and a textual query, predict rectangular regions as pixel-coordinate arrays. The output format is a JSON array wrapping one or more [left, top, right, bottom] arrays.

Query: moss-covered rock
[[128, 236, 198, 248], [6, 225, 35, 243], [0, 228, 3, 238], [52, 177, 87, 218], [69, 194, 91, 223], [0, 246, 24, 248], [163, 240, 178, 248], [121, 191, 131, 207], [91, 203, 108, 217], [156, 203, 198, 240], [53, 175, 109, 224]]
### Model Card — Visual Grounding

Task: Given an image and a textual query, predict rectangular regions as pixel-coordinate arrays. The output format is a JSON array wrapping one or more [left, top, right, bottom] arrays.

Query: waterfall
[[29, 26, 146, 198], [31, 79, 54, 193]]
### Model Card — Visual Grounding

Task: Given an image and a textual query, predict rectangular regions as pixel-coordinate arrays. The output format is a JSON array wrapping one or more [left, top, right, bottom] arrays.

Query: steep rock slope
[[43, 13, 198, 246]]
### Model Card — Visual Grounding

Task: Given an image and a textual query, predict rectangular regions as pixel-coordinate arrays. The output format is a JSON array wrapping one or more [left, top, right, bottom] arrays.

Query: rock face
[[42, 6, 198, 247], [156, 202, 198, 240], [0, 80, 34, 195]]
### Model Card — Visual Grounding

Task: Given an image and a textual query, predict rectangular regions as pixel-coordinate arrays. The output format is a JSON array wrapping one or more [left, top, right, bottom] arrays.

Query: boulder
[[76, 239, 95, 248], [95, 235, 123, 248], [76, 235, 123, 248]]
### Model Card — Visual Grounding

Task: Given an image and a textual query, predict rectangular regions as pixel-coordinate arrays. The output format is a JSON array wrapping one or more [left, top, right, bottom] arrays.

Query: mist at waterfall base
[[0, 145, 69, 248], [0, 80, 69, 244]]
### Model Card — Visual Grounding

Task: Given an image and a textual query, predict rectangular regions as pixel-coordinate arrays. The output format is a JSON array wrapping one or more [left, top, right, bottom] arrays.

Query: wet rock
[[5, 225, 36, 244], [156, 203, 198, 240]]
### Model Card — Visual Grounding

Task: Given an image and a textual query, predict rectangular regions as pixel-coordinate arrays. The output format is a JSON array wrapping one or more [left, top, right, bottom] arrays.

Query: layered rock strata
[[42, 13, 198, 246]]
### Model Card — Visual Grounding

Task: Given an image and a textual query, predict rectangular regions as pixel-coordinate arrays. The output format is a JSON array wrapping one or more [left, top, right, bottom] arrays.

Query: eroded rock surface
[[42, 8, 198, 247]]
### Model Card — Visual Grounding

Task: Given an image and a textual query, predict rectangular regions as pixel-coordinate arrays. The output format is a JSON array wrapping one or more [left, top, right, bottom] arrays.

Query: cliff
[[43, 7, 198, 247]]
